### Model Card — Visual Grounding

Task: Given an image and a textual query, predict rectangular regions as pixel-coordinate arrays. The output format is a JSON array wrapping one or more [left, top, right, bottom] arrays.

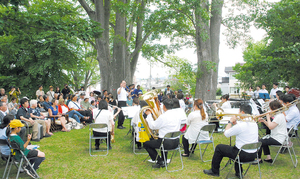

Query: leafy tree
[[234, 0, 300, 89], [0, 0, 102, 98]]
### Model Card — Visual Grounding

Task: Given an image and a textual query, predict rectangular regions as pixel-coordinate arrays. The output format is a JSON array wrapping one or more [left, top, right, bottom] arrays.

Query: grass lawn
[[0, 119, 299, 179]]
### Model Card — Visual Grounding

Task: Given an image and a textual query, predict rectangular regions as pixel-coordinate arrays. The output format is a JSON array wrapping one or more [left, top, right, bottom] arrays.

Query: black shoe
[[31, 138, 40, 142], [95, 146, 99, 150], [235, 173, 242, 178], [44, 133, 51, 138], [203, 169, 219, 177], [181, 154, 189, 157], [152, 161, 165, 168], [264, 159, 273, 163], [117, 126, 126, 129], [137, 146, 142, 150], [109, 146, 112, 150]]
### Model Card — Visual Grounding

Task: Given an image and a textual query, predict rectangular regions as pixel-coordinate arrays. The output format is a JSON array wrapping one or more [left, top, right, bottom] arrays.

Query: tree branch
[[176, 9, 196, 29], [78, 0, 96, 20], [109, 22, 116, 29], [84, 39, 96, 49], [129, 31, 153, 61]]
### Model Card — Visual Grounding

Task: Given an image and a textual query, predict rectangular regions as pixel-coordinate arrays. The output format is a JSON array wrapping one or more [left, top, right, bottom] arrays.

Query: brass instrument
[[210, 99, 300, 123], [139, 90, 161, 140]]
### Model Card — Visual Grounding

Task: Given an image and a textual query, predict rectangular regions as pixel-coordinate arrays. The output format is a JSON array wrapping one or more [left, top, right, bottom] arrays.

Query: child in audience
[[9, 119, 46, 178]]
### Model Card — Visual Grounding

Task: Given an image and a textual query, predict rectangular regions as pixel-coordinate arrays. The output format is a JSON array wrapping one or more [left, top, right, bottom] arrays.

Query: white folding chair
[[89, 123, 109, 156], [190, 124, 216, 162], [226, 142, 262, 179], [271, 126, 298, 167], [160, 131, 183, 172]]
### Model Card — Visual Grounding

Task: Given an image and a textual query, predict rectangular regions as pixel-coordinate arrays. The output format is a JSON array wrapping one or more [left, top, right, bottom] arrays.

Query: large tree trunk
[[194, 0, 223, 101], [210, 0, 224, 97]]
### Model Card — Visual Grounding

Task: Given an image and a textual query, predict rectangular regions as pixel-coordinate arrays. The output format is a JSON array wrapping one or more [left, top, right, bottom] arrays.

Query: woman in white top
[[92, 100, 115, 150], [182, 99, 209, 157], [258, 100, 288, 163]]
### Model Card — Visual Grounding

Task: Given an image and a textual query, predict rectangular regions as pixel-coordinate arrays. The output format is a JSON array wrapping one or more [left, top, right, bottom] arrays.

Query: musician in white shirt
[[270, 82, 279, 98], [283, 95, 300, 134], [254, 86, 260, 99], [117, 80, 129, 129], [143, 99, 181, 168], [246, 87, 254, 98], [211, 94, 231, 132], [204, 105, 258, 177]]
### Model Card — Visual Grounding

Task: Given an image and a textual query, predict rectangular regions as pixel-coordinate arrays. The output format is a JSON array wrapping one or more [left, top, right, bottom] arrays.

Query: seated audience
[[68, 95, 93, 123], [48, 99, 69, 132], [16, 98, 44, 142], [29, 100, 52, 137], [81, 97, 93, 111], [8, 97, 19, 117], [0, 115, 14, 158], [42, 95, 52, 111]]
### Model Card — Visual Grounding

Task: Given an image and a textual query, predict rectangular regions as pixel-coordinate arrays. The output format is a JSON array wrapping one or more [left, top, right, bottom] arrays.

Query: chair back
[[200, 124, 216, 132], [164, 131, 181, 140], [241, 142, 262, 151], [9, 141, 21, 151], [0, 139, 9, 147], [89, 123, 108, 129]]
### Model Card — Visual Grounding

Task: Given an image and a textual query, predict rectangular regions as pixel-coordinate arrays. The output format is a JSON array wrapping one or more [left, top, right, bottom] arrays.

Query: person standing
[[117, 81, 129, 129], [9, 86, 21, 103], [36, 85, 45, 99], [270, 82, 279, 99], [61, 84, 70, 99], [46, 86, 55, 102]]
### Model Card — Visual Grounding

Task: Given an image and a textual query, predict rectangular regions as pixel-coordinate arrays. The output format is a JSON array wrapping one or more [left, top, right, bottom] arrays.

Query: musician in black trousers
[[117, 81, 129, 129], [143, 99, 181, 168]]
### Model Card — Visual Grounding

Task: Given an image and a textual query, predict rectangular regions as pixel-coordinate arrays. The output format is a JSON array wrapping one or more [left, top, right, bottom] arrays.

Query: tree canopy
[[0, 0, 102, 98], [234, 0, 300, 89]]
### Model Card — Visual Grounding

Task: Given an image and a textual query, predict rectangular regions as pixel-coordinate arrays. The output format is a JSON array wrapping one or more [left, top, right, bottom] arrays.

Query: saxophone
[[139, 90, 161, 141]]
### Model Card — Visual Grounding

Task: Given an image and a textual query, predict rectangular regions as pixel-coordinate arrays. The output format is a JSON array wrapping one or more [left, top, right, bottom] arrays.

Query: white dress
[[184, 111, 209, 144]]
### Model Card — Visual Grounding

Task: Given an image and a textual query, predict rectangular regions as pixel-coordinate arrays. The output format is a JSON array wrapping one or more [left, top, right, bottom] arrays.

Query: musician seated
[[171, 98, 187, 126], [182, 99, 208, 157], [211, 94, 231, 132], [203, 104, 258, 177], [283, 95, 300, 136], [143, 99, 181, 168], [131, 100, 147, 149], [257, 100, 288, 163], [92, 100, 115, 150]]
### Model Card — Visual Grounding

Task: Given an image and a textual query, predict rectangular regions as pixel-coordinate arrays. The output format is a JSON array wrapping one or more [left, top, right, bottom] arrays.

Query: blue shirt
[[43, 101, 52, 111], [133, 89, 142, 99], [29, 108, 41, 117]]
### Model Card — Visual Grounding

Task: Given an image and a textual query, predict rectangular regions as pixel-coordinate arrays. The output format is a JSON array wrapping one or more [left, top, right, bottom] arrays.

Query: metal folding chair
[[226, 142, 262, 179], [0, 139, 20, 179], [89, 123, 109, 156], [271, 126, 298, 167], [6, 141, 40, 179], [160, 131, 183, 172], [190, 124, 216, 162], [290, 122, 300, 145]]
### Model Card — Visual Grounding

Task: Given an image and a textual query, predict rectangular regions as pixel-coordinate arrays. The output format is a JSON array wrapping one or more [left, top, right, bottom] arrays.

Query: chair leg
[[16, 158, 23, 179], [271, 146, 282, 165], [225, 159, 235, 179], [5, 158, 14, 179], [2, 155, 11, 179], [288, 147, 298, 168]]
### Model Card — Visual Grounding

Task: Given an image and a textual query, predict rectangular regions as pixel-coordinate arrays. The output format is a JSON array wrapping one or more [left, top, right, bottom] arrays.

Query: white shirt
[[285, 105, 300, 130], [246, 91, 254, 98], [171, 108, 187, 124], [47, 91, 55, 102], [224, 119, 258, 153], [117, 87, 128, 101], [184, 111, 209, 144], [271, 113, 288, 144], [221, 101, 231, 109], [179, 99, 186, 110], [254, 90, 260, 98], [270, 88, 279, 98], [146, 109, 181, 138], [61, 105, 69, 114], [68, 101, 81, 110], [259, 89, 268, 94], [93, 109, 114, 133]]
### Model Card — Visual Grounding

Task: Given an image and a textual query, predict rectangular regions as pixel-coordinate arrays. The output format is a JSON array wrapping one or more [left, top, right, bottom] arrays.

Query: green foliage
[[0, 0, 102, 98], [164, 56, 196, 95], [235, 0, 300, 89], [216, 88, 222, 96]]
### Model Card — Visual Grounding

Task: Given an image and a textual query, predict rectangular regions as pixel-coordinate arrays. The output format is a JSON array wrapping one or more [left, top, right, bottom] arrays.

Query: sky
[[134, 0, 280, 80]]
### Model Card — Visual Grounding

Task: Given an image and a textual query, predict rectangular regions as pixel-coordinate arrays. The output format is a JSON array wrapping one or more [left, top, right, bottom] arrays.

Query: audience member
[[9, 86, 21, 103], [0, 115, 14, 157], [61, 84, 70, 99], [68, 95, 93, 124], [42, 95, 52, 111], [8, 97, 18, 117], [48, 99, 69, 132], [46, 86, 55, 102], [36, 85, 45, 99], [55, 86, 60, 95]]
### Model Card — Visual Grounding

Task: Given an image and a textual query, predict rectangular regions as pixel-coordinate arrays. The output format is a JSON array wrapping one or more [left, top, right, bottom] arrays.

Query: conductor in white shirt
[[204, 104, 258, 177], [117, 80, 129, 129], [144, 98, 181, 168]]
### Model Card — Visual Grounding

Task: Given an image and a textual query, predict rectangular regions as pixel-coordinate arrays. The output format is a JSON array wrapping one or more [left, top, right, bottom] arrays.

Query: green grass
[[0, 120, 299, 179]]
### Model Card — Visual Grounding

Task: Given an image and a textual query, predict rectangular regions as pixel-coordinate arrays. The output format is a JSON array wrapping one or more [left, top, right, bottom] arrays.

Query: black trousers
[[211, 144, 256, 174], [93, 131, 111, 147], [78, 110, 93, 123], [209, 118, 219, 131], [258, 137, 281, 158], [144, 138, 179, 162], [118, 101, 127, 127], [182, 136, 197, 154]]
